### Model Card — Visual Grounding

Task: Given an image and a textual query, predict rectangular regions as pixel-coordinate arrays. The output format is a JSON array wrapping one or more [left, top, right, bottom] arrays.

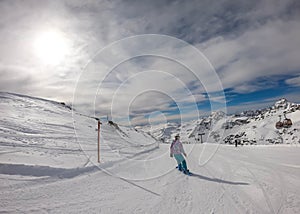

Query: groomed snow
[[1, 92, 300, 213]]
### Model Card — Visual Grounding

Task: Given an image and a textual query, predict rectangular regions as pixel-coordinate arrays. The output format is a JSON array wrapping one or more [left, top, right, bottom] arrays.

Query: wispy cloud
[[285, 76, 300, 87], [201, 19, 300, 92], [0, 0, 299, 125]]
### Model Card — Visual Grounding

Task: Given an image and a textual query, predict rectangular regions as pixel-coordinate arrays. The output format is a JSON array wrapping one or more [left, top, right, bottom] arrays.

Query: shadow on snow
[[191, 173, 249, 185]]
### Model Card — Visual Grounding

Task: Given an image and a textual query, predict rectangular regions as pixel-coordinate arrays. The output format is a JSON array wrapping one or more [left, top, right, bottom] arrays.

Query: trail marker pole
[[96, 119, 102, 163]]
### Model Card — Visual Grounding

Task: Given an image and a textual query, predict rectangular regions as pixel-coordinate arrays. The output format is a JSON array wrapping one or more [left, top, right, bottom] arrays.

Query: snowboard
[[175, 166, 192, 176]]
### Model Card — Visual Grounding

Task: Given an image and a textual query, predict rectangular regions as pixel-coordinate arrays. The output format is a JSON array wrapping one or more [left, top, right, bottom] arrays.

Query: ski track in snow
[[1, 145, 300, 213], [1, 92, 300, 213]]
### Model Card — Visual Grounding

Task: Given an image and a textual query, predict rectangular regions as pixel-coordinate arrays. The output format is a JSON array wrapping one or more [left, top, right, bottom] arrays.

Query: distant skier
[[170, 135, 190, 174]]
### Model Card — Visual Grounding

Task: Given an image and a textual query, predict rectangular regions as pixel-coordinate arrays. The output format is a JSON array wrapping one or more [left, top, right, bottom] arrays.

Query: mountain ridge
[[140, 98, 300, 145]]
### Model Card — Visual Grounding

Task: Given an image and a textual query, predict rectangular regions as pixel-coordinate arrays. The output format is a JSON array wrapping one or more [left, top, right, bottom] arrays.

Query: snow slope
[[1, 92, 300, 213]]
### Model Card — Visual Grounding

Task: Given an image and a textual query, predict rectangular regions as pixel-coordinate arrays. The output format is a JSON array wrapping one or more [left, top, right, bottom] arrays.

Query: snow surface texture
[[1, 92, 300, 213], [141, 99, 300, 145]]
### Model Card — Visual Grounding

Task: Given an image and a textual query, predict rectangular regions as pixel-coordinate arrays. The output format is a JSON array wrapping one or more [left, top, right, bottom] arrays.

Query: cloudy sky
[[1, 0, 300, 126]]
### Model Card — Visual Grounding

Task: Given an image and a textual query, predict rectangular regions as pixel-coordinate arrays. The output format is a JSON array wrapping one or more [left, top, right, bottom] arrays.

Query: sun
[[34, 30, 69, 65]]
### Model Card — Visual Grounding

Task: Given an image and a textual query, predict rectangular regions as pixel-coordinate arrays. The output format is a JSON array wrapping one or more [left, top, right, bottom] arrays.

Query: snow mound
[[0, 92, 157, 171]]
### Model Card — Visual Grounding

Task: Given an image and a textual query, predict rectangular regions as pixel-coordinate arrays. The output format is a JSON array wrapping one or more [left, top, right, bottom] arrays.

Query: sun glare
[[34, 30, 69, 65]]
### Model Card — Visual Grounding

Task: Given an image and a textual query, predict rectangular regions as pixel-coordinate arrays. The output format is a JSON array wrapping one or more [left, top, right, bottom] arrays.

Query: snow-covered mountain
[[141, 99, 300, 145], [140, 122, 180, 142], [1, 92, 300, 213]]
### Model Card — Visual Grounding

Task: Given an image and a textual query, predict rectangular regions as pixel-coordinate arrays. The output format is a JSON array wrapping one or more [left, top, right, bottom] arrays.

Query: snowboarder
[[170, 135, 190, 174]]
